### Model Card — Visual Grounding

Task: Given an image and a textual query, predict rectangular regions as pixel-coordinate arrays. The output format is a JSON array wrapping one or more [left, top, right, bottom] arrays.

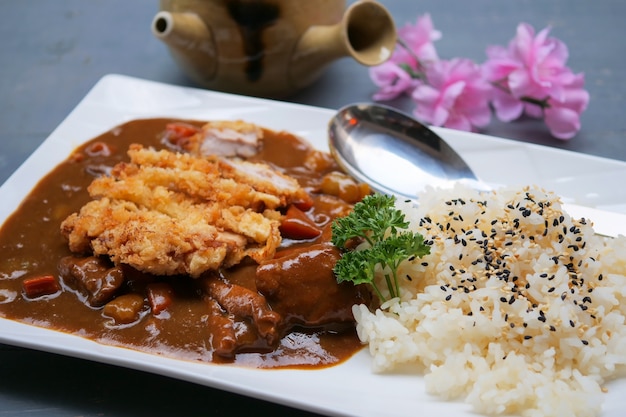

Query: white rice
[[353, 184, 626, 417]]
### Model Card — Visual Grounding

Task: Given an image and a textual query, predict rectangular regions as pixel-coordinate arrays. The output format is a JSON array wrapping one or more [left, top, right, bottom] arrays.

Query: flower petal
[[544, 105, 581, 140], [369, 62, 415, 101]]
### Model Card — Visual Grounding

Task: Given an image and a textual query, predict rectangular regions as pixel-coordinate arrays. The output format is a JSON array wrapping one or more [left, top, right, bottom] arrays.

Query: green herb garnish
[[331, 194, 431, 303]]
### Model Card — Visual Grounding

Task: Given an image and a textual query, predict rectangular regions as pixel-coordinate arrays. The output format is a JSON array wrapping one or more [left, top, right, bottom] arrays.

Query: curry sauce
[[0, 118, 371, 368]]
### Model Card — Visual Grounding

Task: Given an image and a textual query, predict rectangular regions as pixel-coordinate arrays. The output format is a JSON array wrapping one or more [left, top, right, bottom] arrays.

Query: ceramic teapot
[[152, 0, 396, 97]]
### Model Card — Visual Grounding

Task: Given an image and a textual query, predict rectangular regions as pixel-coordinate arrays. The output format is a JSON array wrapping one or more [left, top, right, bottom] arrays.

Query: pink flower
[[394, 13, 441, 70], [370, 61, 420, 101], [369, 14, 441, 100], [412, 58, 492, 131], [483, 23, 589, 139], [367, 16, 588, 139], [544, 73, 589, 139]]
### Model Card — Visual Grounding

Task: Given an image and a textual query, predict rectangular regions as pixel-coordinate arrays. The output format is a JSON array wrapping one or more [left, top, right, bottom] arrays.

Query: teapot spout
[[289, 0, 396, 90], [151, 11, 218, 82]]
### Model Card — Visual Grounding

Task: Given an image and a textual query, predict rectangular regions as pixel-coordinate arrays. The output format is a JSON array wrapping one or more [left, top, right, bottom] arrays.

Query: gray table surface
[[1, 1, 625, 416]]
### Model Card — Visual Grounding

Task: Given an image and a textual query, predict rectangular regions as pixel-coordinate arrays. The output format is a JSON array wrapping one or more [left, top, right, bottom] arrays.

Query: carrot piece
[[166, 122, 199, 139], [146, 282, 174, 315], [280, 205, 322, 240], [22, 275, 60, 298], [293, 198, 314, 212], [163, 122, 201, 148]]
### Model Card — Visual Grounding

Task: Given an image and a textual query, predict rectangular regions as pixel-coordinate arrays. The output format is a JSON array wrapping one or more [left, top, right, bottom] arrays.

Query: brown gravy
[[0, 118, 369, 369]]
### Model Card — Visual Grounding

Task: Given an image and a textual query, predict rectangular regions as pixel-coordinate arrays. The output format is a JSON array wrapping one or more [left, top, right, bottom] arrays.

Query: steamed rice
[[353, 185, 626, 417]]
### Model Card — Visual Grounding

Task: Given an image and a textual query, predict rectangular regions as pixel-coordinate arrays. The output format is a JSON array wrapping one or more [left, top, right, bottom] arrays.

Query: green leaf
[[334, 249, 375, 286], [331, 194, 409, 247], [331, 193, 431, 304]]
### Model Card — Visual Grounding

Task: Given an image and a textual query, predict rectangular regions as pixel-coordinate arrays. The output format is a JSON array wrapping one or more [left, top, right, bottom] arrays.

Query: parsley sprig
[[331, 194, 430, 303]]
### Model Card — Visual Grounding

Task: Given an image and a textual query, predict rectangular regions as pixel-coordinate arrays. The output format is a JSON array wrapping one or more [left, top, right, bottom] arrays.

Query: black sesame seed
[[445, 294, 452, 301]]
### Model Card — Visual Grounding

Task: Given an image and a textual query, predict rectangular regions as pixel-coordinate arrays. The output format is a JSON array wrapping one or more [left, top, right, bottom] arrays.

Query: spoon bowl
[[328, 103, 485, 200], [328, 103, 626, 238]]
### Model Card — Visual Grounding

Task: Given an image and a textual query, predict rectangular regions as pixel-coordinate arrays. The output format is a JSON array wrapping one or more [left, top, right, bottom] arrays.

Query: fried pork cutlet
[[183, 120, 264, 158], [61, 144, 312, 278]]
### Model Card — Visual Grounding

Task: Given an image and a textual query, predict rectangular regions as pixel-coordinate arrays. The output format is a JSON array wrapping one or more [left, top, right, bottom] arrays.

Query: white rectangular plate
[[1, 74, 625, 417]]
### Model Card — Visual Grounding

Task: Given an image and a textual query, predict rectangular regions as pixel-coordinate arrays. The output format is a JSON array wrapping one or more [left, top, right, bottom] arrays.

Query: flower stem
[[490, 79, 550, 109], [396, 38, 428, 81]]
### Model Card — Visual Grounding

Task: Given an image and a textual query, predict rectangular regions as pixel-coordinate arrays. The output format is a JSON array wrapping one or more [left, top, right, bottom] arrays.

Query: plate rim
[[1, 73, 625, 417]]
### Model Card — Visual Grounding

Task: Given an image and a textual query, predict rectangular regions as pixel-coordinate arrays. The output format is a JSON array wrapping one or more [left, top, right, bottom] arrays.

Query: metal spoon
[[327, 102, 625, 237], [328, 103, 487, 200]]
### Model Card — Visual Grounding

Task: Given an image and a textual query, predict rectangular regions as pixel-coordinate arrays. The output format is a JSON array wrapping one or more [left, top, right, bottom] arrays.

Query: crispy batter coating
[[61, 144, 311, 277]]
